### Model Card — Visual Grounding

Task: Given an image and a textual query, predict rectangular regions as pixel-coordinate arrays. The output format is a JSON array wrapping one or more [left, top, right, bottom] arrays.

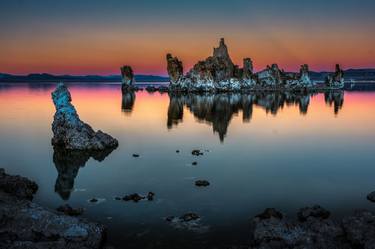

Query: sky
[[0, 0, 374, 76]]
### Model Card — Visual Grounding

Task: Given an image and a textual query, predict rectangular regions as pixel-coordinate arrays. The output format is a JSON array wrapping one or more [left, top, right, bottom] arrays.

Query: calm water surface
[[1, 82, 375, 248]]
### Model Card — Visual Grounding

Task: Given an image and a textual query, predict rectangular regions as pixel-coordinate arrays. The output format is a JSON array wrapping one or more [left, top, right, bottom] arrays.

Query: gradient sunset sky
[[1, 0, 374, 76]]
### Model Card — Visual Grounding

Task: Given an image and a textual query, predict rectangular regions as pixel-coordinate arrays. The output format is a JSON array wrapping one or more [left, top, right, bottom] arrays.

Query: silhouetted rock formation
[[0, 168, 106, 249], [166, 38, 322, 92], [53, 146, 115, 200], [51, 83, 118, 150], [325, 64, 345, 88], [120, 65, 135, 92]]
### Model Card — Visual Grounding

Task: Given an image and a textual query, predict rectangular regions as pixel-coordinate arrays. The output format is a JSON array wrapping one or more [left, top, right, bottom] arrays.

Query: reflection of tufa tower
[[53, 147, 116, 200]]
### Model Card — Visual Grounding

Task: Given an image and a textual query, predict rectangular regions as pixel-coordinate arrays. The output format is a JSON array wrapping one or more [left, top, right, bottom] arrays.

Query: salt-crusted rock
[[250, 207, 349, 249], [166, 53, 184, 85], [120, 65, 134, 92], [51, 83, 118, 150], [256, 64, 283, 86], [164, 38, 343, 92], [0, 169, 106, 249], [243, 58, 254, 79], [325, 64, 344, 88]]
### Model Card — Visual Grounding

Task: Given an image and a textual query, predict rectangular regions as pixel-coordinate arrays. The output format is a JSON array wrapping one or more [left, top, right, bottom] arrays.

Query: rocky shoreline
[[2, 168, 375, 249], [0, 168, 106, 249]]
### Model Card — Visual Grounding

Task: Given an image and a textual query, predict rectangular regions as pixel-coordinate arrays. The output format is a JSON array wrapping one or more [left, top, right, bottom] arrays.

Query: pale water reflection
[[0, 83, 374, 248]]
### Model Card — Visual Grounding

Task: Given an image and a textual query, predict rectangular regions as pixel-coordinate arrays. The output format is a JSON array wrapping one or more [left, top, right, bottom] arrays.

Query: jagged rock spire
[[166, 53, 184, 84]]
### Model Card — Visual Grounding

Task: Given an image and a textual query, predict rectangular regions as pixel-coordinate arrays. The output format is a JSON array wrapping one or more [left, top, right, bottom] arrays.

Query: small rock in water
[[192, 161, 198, 166], [132, 154, 140, 158], [56, 204, 84, 216], [147, 192, 155, 201], [297, 205, 330, 221], [145, 85, 158, 92], [195, 180, 209, 187], [255, 208, 283, 220], [165, 216, 176, 222], [114, 197, 122, 201], [180, 213, 200, 222], [89, 198, 98, 203], [123, 193, 145, 202], [367, 191, 375, 202], [176, 150, 180, 153], [192, 149, 204, 156]]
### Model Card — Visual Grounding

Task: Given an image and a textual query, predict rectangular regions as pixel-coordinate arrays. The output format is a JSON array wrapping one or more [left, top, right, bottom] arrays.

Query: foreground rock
[[250, 206, 375, 249], [0, 168, 106, 249], [166, 38, 344, 92], [51, 83, 118, 150]]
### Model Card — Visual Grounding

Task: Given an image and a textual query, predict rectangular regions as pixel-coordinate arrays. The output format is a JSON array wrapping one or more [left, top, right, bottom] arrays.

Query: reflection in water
[[324, 90, 344, 115], [122, 91, 136, 114], [53, 147, 116, 200], [167, 91, 344, 141]]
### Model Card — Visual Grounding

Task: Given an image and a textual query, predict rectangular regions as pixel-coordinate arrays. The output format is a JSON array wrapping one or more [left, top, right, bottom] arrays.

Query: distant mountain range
[[0, 68, 375, 83], [0, 73, 169, 83]]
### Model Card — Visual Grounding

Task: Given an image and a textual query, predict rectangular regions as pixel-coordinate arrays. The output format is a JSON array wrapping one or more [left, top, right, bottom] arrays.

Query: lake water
[[1, 82, 375, 248]]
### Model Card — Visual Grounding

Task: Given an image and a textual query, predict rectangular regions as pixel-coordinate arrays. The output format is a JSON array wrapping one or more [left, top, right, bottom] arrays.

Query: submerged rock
[[192, 149, 204, 156], [147, 192, 155, 201], [195, 180, 210, 187], [367, 191, 375, 202], [51, 83, 118, 150], [56, 204, 84, 216], [180, 213, 200, 222], [0, 168, 106, 249], [123, 193, 145, 202]]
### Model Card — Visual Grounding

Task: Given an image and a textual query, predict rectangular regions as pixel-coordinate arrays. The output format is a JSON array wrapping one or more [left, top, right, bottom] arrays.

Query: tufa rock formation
[[166, 54, 184, 85], [326, 64, 345, 88], [120, 65, 134, 91], [0, 168, 106, 249], [165, 38, 326, 92], [51, 83, 118, 150]]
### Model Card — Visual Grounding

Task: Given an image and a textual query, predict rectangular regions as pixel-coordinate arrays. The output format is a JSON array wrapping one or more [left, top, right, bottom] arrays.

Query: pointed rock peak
[[219, 38, 225, 47], [213, 38, 230, 59]]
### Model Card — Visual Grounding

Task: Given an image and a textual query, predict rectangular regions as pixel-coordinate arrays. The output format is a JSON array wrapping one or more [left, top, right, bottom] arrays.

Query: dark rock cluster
[[51, 83, 118, 150], [0, 168, 106, 249], [250, 206, 375, 249]]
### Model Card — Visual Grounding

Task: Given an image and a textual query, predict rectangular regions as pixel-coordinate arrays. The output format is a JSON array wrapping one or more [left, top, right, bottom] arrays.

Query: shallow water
[[1, 82, 375, 248]]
